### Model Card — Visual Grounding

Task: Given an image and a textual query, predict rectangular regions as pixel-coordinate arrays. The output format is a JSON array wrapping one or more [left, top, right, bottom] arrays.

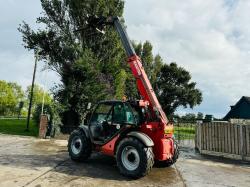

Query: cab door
[[112, 102, 126, 126], [89, 102, 113, 141]]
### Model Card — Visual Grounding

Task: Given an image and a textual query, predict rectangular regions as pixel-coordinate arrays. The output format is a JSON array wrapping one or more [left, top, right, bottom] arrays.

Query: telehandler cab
[[68, 16, 179, 178]]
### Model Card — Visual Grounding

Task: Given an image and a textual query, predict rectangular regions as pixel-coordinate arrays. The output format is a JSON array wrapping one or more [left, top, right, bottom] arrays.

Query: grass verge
[[0, 119, 38, 137], [174, 126, 195, 140]]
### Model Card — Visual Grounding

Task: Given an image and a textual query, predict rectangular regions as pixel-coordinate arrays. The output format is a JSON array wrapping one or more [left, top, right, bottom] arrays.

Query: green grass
[[0, 119, 39, 137], [174, 126, 195, 140]]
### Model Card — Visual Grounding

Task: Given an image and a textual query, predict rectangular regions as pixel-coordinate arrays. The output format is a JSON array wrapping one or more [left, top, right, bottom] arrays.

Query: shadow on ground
[[0, 149, 180, 185]]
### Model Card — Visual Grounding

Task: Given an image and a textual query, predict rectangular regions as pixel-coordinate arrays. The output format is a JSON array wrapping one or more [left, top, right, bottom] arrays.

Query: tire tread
[[116, 137, 154, 178], [68, 129, 91, 162]]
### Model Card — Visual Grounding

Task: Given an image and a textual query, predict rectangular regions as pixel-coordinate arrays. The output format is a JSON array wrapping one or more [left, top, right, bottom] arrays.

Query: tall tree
[[181, 113, 196, 122], [19, 0, 126, 116], [0, 81, 25, 116], [133, 41, 154, 80], [151, 54, 163, 88], [156, 63, 202, 115], [115, 69, 127, 99], [141, 41, 153, 78], [0, 80, 16, 116], [54, 49, 108, 111], [133, 41, 163, 86], [197, 112, 204, 120], [19, 0, 203, 120], [132, 40, 202, 116], [8, 82, 24, 102]]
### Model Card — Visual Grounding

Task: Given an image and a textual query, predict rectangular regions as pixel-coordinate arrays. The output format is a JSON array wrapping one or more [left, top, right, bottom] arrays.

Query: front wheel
[[116, 137, 154, 178], [68, 129, 91, 162]]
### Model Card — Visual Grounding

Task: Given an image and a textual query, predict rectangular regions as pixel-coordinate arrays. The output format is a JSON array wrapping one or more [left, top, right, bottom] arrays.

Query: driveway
[[0, 134, 249, 187]]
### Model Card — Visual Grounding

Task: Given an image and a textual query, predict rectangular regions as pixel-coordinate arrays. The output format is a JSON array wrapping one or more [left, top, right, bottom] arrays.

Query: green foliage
[[26, 84, 52, 106], [0, 81, 53, 118], [0, 80, 25, 116], [26, 84, 52, 116], [197, 112, 204, 120], [21, 108, 28, 117], [0, 80, 16, 115], [55, 49, 111, 115], [33, 103, 53, 125], [133, 41, 202, 115], [133, 41, 152, 77], [156, 63, 202, 115], [141, 41, 154, 77], [133, 41, 163, 87], [8, 82, 24, 102], [32, 102, 63, 138], [174, 124, 195, 140], [134, 41, 153, 76], [19, 0, 126, 116], [124, 73, 138, 99], [151, 54, 163, 88], [115, 69, 127, 99], [18, 0, 202, 120], [180, 113, 197, 122]]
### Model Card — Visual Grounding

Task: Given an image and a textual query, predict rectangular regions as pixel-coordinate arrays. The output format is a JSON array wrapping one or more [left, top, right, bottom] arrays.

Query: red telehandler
[[68, 16, 179, 178]]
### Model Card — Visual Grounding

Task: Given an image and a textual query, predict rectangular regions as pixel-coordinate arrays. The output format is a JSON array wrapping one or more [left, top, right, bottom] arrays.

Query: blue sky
[[1, 0, 250, 118]]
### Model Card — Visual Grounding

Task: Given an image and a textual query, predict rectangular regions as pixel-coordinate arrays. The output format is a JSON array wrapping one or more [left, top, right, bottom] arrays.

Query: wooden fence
[[195, 122, 250, 161]]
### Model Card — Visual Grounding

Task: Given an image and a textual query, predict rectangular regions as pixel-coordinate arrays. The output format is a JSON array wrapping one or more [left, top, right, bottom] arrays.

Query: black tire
[[116, 137, 154, 178], [68, 129, 91, 162], [155, 140, 179, 167]]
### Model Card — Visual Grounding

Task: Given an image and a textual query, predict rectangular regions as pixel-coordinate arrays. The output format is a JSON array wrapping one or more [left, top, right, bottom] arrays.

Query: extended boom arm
[[88, 16, 169, 125]]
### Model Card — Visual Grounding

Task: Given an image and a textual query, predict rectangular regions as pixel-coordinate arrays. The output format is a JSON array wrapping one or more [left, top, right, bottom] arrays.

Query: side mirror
[[87, 102, 92, 110]]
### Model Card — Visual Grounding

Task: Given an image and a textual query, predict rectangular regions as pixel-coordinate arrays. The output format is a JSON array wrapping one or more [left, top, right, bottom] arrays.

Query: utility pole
[[26, 51, 39, 131]]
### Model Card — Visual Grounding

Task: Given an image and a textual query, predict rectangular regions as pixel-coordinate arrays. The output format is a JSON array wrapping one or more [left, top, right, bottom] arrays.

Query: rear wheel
[[68, 129, 91, 162], [116, 137, 154, 178]]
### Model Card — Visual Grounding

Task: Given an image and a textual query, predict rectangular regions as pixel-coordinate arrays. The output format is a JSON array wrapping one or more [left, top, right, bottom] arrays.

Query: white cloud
[[124, 0, 250, 118]]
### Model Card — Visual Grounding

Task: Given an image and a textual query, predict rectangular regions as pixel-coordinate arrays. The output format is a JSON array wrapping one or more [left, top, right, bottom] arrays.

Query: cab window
[[91, 103, 112, 123], [124, 104, 136, 124]]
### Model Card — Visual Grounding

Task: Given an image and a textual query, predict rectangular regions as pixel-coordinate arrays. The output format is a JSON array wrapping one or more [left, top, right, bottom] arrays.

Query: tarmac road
[[0, 134, 249, 187]]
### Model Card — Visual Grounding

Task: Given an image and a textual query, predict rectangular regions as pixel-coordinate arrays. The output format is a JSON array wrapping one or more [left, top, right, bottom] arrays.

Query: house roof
[[245, 96, 250, 103], [224, 96, 250, 120]]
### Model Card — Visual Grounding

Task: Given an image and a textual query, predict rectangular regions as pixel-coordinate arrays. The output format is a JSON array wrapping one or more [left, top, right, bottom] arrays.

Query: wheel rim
[[71, 136, 82, 155], [121, 146, 140, 171]]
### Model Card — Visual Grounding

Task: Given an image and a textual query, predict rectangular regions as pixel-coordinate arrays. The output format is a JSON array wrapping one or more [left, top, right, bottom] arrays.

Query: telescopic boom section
[[114, 17, 168, 124], [88, 16, 169, 124]]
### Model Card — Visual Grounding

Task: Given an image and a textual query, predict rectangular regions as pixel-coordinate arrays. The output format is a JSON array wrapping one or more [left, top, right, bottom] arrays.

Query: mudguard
[[127, 131, 154, 147], [78, 125, 90, 138]]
